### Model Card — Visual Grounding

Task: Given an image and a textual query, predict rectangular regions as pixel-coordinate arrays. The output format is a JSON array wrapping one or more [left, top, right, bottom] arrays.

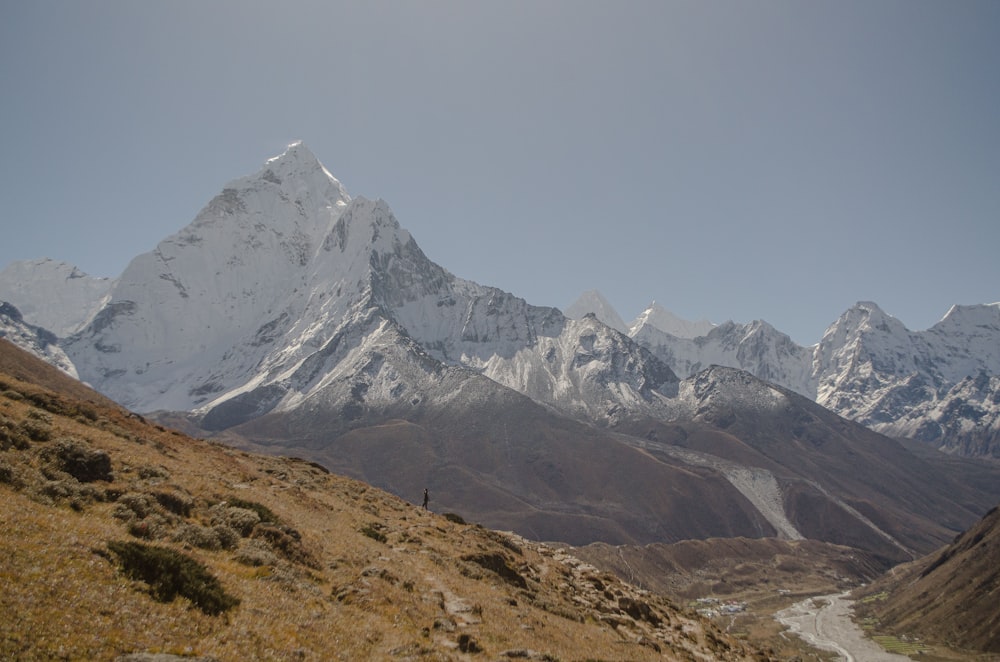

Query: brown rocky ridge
[[854, 502, 1000, 657]]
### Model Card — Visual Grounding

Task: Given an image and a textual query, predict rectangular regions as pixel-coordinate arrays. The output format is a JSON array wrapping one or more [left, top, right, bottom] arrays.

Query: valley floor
[[775, 592, 910, 662]]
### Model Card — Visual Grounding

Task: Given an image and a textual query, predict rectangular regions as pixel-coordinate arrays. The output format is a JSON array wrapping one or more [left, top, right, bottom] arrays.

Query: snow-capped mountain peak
[[53, 144, 677, 427], [628, 301, 715, 339], [934, 303, 1000, 333], [261, 140, 346, 193], [4, 143, 997, 458], [564, 290, 628, 333], [61, 143, 359, 411]]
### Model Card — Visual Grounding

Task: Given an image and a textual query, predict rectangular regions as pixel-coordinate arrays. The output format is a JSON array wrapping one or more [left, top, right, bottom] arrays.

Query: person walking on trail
[[422, 488, 429, 510]]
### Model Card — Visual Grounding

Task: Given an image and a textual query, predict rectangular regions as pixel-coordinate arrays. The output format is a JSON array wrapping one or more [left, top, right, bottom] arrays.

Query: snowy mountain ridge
[[33, 143, 678, 429], [567, 294, 1000, 456], [628, 301, 715, 339], [0, 258, 113, 338], [0, 302, 78, 378], [1, 143, 997, 457]]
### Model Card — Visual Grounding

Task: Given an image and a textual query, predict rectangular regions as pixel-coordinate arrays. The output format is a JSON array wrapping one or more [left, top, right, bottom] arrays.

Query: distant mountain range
[[1, 142, 997, 557], [567, 291, 1000, 459]]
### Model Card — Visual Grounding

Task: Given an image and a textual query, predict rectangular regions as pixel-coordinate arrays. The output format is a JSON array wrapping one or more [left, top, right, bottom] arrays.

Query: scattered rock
[[456, 633, 481, 654]]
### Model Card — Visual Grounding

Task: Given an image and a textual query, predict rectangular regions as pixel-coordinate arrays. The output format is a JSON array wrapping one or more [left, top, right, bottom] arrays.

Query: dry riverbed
[[775, 592, 911, 662]]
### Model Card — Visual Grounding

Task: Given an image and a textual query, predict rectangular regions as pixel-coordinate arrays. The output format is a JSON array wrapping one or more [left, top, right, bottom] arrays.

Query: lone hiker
[[422, 488, 429, 510]]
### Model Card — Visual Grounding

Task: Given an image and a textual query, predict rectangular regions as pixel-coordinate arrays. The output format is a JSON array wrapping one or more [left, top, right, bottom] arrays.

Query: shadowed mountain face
[[218, 355, 770, 547], [855, 504, 1000, 655], [210, 353, 1000, 560], [617, 367, 998, 557]]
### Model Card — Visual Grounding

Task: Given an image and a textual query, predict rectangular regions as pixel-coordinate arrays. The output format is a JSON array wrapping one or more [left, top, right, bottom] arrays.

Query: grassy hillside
[[0, 340, 766, 661], [854, 504, 1000, 657]]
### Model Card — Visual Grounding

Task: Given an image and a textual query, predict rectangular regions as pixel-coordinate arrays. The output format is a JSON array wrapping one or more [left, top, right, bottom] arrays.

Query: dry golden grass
[[0, 360, 769, 661]]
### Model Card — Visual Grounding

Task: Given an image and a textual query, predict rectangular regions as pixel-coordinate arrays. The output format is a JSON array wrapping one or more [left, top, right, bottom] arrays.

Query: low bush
[[0, 413, 30, 450], [152, 489, 193, 517], [213, 506, 260, 536], [113, 493, 156, 520], [127, 514, 169, 540], [227, 498, 279, 525], [53, 439, 113, 482], [172, 523, 225, 550], [251, 523, 318, 568], [0, 459, 20, 487], [105, 540, 239, 615], [233, 539, 278, 567], [20, 410, 53, 442], [360, 523, 387, 544]]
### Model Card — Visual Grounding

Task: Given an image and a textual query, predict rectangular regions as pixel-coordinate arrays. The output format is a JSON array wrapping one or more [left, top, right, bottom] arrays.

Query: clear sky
[[1, 1, 998, 345]]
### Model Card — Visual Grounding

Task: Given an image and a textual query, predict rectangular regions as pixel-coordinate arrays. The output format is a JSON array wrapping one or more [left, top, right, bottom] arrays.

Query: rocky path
[[775, 592, 911, 661]]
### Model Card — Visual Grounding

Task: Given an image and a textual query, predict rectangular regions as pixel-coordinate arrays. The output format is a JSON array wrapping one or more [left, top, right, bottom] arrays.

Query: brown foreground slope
[[854, 503, 1000, 656], [0, 340, 766, 661]]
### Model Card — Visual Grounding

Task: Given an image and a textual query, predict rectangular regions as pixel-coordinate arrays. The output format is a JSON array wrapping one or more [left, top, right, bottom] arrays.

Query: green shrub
[[442, 512, 467, 525], [172, 523, 224, 550], [214, 525, 240, 550], [27, 409, 52, 423], [24, 391, 71, 416], [213, 506, 260, 536], [233, 539, 278, 567], [360, 523, 387, 544], [77, 404, 99, 421], [19, 418, 52, 442], [152, 489, 193, 517], [114, 492, 156, 520], [227, 498, 279, 524], [0, 413, 30, 450], [251, 523, 318, 568], [53, 439, 112, 482], [127, 514, 168, 540], [105, 540, 239, 615], [0, 459, 20, 487]]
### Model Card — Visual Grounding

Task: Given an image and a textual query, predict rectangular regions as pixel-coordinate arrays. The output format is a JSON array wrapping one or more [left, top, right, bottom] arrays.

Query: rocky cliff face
[[877, 372, 1000, 458], [812, 302, 1000, 456]]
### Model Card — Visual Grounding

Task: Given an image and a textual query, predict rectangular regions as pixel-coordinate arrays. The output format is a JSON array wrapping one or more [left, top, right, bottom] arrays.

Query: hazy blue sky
[[2, 1, 997, 344]]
